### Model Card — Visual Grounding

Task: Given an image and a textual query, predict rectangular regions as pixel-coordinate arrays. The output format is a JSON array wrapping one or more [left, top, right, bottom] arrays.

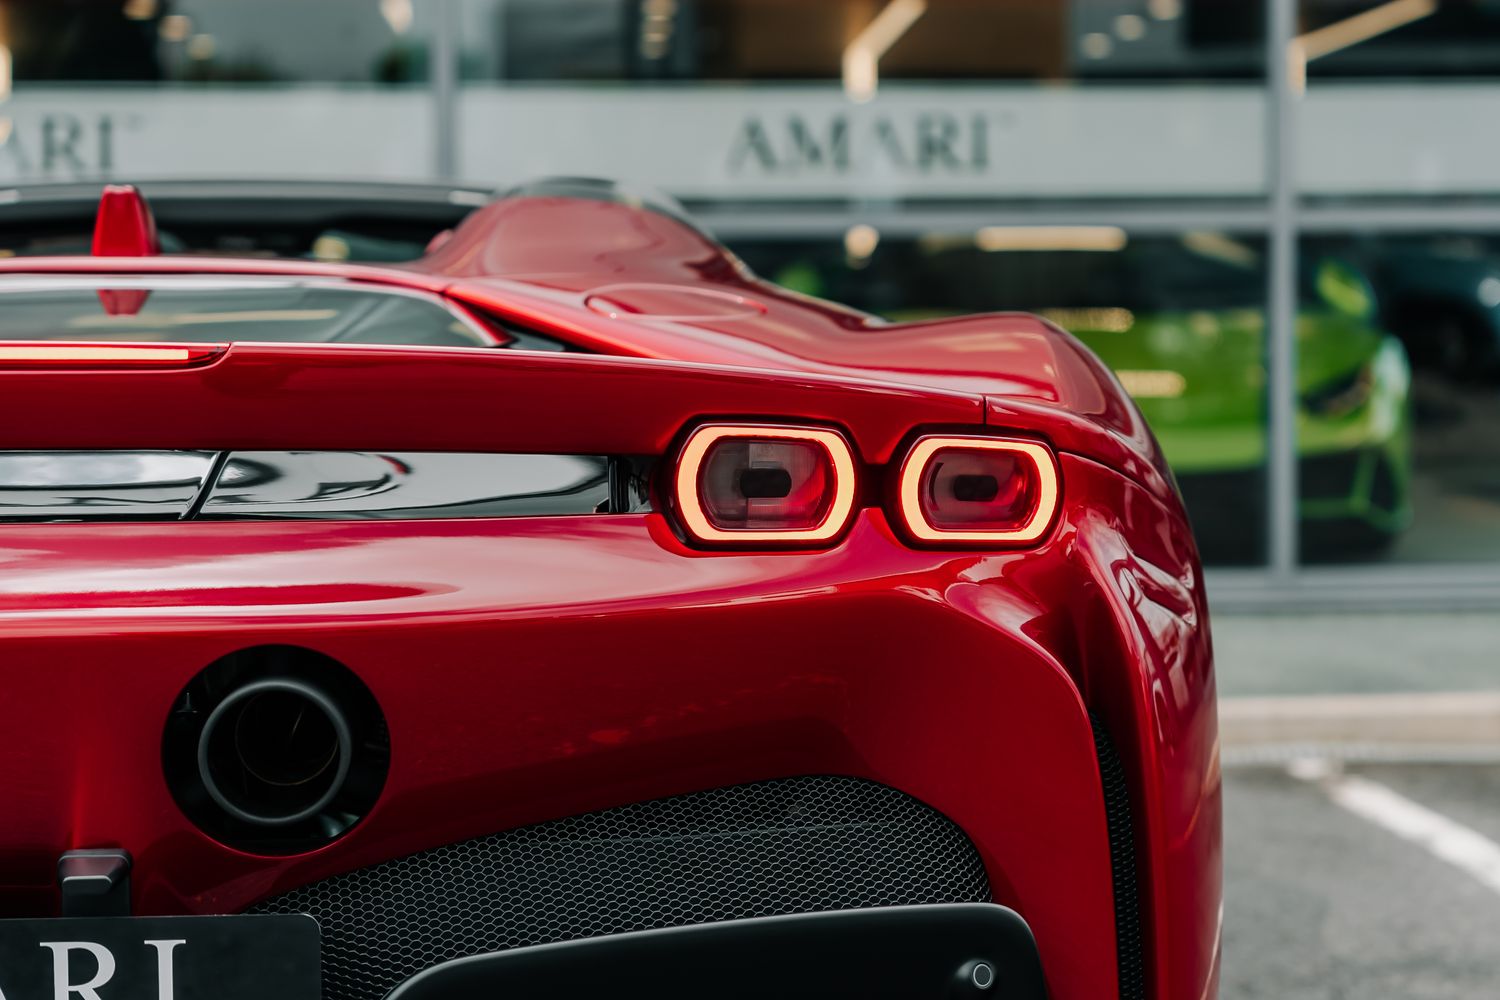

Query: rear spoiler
[[0, 342, 983, 463]]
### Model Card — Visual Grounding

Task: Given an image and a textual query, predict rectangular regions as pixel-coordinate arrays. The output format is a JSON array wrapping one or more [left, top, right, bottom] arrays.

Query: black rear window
[[0, 279, 492, 348]]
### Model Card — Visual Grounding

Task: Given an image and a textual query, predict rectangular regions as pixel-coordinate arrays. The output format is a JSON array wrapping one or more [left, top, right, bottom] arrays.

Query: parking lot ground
[[1223, 761, 1500, 999]]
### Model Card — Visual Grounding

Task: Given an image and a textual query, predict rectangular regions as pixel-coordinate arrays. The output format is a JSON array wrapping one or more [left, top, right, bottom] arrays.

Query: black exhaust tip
[[198, 678, 354, 827], [164, 646, 388, 854]]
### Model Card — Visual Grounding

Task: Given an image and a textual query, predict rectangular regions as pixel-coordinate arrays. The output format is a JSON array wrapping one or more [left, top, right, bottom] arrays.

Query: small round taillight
[[672, 424, 857, 546], [896, 436, 1060, 545]]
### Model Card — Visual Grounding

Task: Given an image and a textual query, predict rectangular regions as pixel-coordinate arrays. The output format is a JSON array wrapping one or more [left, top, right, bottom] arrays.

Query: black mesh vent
[[250, 775, 990, 1000], [1091, 713, 1144, 1000]]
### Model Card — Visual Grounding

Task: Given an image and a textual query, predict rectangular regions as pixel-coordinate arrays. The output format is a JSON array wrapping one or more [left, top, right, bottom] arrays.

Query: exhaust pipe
[[196, 678, 355, 827], [165, 645, 389, 852]]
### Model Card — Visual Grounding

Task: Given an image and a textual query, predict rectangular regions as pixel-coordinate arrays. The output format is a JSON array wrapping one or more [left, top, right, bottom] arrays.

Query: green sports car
[[738, 233, 1412, 563]]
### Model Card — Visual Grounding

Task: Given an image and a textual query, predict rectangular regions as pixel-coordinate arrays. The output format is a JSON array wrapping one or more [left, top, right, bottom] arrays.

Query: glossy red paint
[[1057, 453, 1221, 1000], [0, 191, 1220, 1000], [416, 197, 1175, 505], [0, 343, 980, 461], [0, 462, 1197, 1000], [92, 184, 160, 258], [91, 185, 160, 315]]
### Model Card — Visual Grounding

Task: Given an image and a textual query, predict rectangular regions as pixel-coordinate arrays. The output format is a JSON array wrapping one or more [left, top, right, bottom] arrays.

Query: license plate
[[0, 915, 319, 1000]]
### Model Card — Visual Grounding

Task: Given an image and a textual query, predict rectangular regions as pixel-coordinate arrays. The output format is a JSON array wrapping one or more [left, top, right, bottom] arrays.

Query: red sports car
[[0, 179, 1219, 1000]]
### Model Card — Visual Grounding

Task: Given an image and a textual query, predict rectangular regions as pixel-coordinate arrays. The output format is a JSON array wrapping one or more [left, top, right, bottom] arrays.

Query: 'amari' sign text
[[728, 111, 1013, 177]]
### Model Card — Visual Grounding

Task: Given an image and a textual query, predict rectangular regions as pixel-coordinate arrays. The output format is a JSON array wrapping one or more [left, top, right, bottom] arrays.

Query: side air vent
[[163, 646, 389, 854], [1092, 712, 1144, 1000], [250, 776, 990, 1000]]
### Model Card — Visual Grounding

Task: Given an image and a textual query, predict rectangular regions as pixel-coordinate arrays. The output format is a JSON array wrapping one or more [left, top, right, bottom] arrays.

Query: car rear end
[[0, 217, 1217, 1000]]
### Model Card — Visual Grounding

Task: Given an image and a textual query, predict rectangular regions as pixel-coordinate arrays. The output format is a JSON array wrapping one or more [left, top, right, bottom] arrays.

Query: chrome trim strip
[[185, 451, 232, 519], [200, 451, 611, 520], [0, 451, 218, 520], [0, 451, 620, 521]]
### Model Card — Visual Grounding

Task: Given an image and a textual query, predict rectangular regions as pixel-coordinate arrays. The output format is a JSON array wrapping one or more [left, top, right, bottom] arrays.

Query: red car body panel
[[0, 191, 1220, 1000], [0, 343, 980, 460]]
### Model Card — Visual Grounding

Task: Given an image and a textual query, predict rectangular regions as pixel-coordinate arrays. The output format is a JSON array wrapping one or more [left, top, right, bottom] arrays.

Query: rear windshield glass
[[0, 279, 492, 348]]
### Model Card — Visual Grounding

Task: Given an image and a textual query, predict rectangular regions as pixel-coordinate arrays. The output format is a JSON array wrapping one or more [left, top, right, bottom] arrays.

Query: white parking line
[[1289, 758, 1500, 895]]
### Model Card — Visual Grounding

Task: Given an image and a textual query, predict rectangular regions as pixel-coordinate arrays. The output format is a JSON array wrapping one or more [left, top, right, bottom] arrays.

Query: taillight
[[673, 424, 857, 545], [0, 343, 224, 368], [896, 436, 1059, 545]]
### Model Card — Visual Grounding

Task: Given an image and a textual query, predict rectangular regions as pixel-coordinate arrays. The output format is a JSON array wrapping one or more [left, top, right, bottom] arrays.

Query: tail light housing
[[672, 424, 857, 546], [0, 343, 225, 368], [896, 436, 1059, 545]]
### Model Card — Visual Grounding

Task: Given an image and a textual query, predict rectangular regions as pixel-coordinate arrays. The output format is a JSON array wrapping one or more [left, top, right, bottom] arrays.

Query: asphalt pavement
[[1223, 760, 1500, 999]]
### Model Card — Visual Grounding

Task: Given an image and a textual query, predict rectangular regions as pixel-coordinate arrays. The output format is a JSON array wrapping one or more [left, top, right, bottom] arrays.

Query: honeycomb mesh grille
[[250, 776, 991, 1000], [1091, 713, 1144, 1000]]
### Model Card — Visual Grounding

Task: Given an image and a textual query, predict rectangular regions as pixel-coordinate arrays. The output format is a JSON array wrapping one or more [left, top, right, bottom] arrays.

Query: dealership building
[[2, 0, 1499, 609]]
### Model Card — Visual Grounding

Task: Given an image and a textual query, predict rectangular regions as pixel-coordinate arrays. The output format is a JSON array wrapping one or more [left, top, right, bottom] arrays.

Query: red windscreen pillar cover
[[92, 184, 160, 257], [92, 183, 159, 315]]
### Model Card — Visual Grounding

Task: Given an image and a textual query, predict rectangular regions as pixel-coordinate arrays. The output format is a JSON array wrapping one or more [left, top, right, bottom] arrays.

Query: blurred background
[[4, 1, 1500, 995]]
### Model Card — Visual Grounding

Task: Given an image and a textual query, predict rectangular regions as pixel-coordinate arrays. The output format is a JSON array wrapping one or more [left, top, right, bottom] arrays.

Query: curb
[[1220, 691, 1500, 749]]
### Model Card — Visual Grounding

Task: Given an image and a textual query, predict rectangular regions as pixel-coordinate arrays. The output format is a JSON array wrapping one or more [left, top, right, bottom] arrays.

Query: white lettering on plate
[[39, 943, 116, 1000], [144, 941, 185, 1000]]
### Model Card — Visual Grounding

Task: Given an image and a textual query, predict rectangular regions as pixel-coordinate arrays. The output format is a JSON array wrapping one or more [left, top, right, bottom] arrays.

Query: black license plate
[[0, 915, 319, 1000], [387, 904, 1045, 1000]]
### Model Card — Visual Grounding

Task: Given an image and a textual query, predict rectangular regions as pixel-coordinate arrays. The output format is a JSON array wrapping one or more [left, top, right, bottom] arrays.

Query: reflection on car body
[[204, 452, 611, 519]]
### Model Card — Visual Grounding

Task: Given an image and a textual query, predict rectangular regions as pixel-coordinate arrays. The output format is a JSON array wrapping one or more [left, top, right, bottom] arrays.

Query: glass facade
[[0, 0, 1497, 602], [1290, 0, 1500, 572], [4, 0, 436, 83]]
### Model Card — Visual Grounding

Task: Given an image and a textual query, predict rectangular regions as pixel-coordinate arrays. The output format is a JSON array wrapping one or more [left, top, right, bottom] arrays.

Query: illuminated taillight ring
[[673, 424, 858, 545], [0, 343, 224, 368], [897, 436, 1060, 545]]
